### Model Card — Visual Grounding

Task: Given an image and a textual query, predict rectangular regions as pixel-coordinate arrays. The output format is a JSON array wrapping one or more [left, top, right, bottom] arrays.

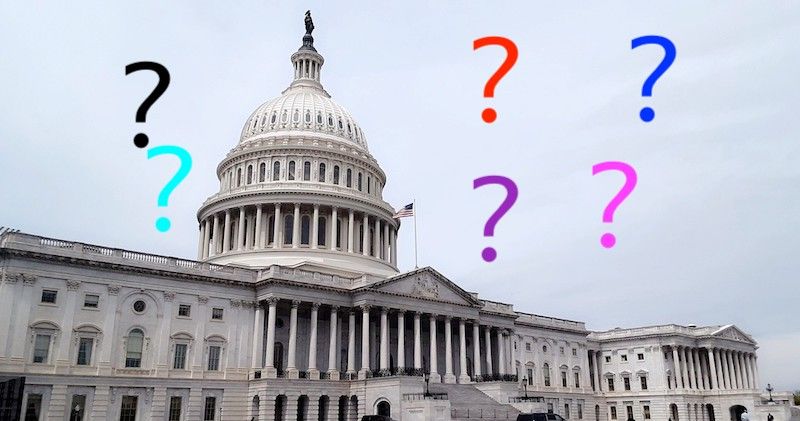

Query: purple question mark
[[473, 175, 518, 262], [592, 161, 638, 248]]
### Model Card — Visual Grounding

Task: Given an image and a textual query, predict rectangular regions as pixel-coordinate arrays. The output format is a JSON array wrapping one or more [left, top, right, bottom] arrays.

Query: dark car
[[517, 413, 566, 421], [360, 416, 391, 421]]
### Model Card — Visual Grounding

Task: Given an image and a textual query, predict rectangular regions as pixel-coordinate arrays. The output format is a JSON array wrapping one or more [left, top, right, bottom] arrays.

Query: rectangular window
[[168, 396, 182, 421], [173, 344, 187, 369], [41, 289, 57, 304], [626, 406, 633, 421], [525, 343, 531, 351], [637, 353, 645, 360], [575, 372, 580, 388], [527, 369, 533, 385], [572, 348, 577, 356], [565, 404, 570, 419], [32, 334, 50, 363], [208, 346, 221, 371], [621, 354, 628, 362], [624, 377, 631, 391], [70, 394, 86, 421], [640, 376, 648, 390], [562, 372, 568, 387], [610, 406, 617, 420], [204, 396, 217, 420], [178, 304, 191, 317], [578, 404, 583, 419], [25, 394, 43, 420], [607, 378, 615, 391], [547, 403, 554, 414], [120, 396, 138, 421], [643, 405, 651, 420], [605, 356, 611, 363], [83, 294, 99, 308], [76, 337, 93, 365], [211, 307, 223, 320]]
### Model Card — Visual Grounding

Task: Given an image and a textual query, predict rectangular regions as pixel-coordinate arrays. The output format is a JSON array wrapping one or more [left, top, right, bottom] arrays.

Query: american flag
[[393, 203, 414, 219]]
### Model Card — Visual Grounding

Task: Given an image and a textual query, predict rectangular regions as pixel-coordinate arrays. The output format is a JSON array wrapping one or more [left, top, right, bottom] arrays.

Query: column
[[686, 347, 696, 389], [211, 214, 220, 255], [595, 351, 603, 391], [308, 302, 320, 377], [413, 312, 422, 369], [472, 322, 481, 379], [374, 218, 380, 258], [292, 203, 300, 248], [458, 319, 469, 383], [329, 207, 338, 251], [347, 210, 355, 253], [347, 310, 356, 375], [753, 355, 760, 388], [254, 205, 263, 249], [328, 306, 339, 375], [746, 354, 755, 389], [728, 350, 737, 389], [201, 219, 211, 259], [55, 280, 79, 367], [287, 300, 299, 377], [360, 305, 371, 377], [679, 347, 689, 389], [390, 227, 397, 265], [397, 311, 405, 369], [721, 350, 731, 389], [741, 352, 751, 389], [237, 207, 246, 250], [197, 222, 204, 259], [273, 203, 282, 248], [97, 284, 119, 374], [251, 302, 265, 369], [707, 348, 719, 389], [222, 209, 231, 252], [484, 326, 493, 375], [429, 315, 440, 382], [361, 214, 369, 256], [735, 351, 744, 389], [383, 221, 390, 261], [379, 307, 389, 370], [444, 316, 455, 383], [264, 298, 278, 375], [497, 329, 506, 376], [693, 348, 704, 389], [312, 204, 319, 249], [715, 349, 726, 389]]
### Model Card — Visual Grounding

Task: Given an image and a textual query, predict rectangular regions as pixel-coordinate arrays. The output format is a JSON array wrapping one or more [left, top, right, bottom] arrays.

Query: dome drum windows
[[237, 168, 242, 187], [318, 163, 326, 182], [246, 165, 253, 184], [346, 169, 352, 188], [273, 162, 281, 181], [303, 161, 311, 181], [259, 163, 266, 183], [288, 161, 296, 181]]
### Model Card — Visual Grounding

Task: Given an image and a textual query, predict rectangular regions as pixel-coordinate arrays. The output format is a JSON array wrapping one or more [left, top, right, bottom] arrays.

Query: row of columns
[[251, 299, 515, 383], [197, 203, 397, 266], [668, 346, 758, 391]]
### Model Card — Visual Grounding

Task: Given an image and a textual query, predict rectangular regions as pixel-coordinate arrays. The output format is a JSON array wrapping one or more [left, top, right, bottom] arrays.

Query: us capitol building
[[0, 14, 794, 421]]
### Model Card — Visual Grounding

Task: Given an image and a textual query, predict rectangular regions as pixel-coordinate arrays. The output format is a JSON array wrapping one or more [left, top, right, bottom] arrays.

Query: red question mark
[[473, 36, 518, 123]]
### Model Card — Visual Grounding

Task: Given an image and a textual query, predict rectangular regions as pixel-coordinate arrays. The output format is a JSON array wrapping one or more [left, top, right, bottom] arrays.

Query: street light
[[766, 383, 774, 403], [424, 372, 431, 397], [522, 377, 529, 398]]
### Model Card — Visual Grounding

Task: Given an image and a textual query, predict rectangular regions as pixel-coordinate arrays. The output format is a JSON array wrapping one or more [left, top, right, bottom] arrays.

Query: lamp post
[[766, 383, 774, 403], [424, 372, 431, 397]]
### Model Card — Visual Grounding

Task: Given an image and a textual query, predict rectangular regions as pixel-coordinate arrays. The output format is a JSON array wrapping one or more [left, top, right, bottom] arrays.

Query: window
[[640, 376, 648, 390], [610, 406, 617, 420], [120, 396, 138, 421], [168, 396, 182, 421], [637, 353, 645, 361], [300, 215, 310, 245], [621, 354, 628, 362], [527, 368, 533, 385], [333, 165, 340, 184], [24, 394, 42, 420], [83, 294, 99, 308], [562, 371, 568, 387], [643, 405, 651, 420], [125, 329, 144, 368], [211, 307, 223, 320], [346, 169, 352, 187], [133, 300, 146, 313], [623, 377, 631, 391], [41, 289, 57, 304], [70, 394, 86, 421], [367, 176, 371, 193], [236, 168, 242, 187], [173, 344, 187, 369], [178, 304, 191, 317], [284, 214, 294, 244], [626, 406, 633, 421], [543, 345, 548, 353], [607, 378, 615, 391], [318, 163, 326, 182], [272, 161, 280, 181], [578, 403, 583, 420], [208, 346, 221, 371], [543, 363, 551, 386], [288, 161, 295, 180], [247, 165, 253, 184], [76, 337, 93, 365], [565, 404, 570, 419], [32, 334, 50, 363], [573, 348, 578, 356], [605, 356, 611, 363], [547, 403, 554, 414], [204, 396, 217, 420], [316, 112, 323, 124], [259, 163, 266, 182], [560, 347, 565, 355], [303, 161, 311, 181], [575, 372, 580, 388], [357, 173, 362, 190], [525, 343, 531, 351], [318, 217, 326, 246]]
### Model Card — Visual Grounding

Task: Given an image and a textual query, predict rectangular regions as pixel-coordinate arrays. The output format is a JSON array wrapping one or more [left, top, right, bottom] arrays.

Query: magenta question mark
[[592, 162, 638, 248], [473, 175, 518, 262]]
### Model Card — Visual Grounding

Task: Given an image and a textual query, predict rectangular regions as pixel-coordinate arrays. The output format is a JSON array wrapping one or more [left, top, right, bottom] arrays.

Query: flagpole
[[413, 198, 419, 269]]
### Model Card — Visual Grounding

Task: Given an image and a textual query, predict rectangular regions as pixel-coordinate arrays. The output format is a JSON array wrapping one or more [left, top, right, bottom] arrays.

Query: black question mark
[[125, 61, 170, 148]]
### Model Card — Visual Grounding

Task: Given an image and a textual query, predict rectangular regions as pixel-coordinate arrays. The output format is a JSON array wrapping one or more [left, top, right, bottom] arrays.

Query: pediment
[[711, 325, 756, 345], [366, 267, 481, 306]]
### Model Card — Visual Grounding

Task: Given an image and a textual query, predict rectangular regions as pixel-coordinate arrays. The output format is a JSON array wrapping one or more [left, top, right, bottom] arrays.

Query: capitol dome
[[196, 18, 399, 277]]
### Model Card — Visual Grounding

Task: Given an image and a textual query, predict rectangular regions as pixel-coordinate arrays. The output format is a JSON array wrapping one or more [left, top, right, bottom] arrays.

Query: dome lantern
[[289, 11, 325, 91]]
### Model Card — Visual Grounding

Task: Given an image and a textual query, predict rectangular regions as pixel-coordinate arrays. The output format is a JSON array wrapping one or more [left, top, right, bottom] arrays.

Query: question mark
[[473, 175, 518, 262], [631, 35, 676, 122], [148, 146, 192, 233], [473, 36, 518, 124], [125, 61, 170, 148], [592, 161, 637, 248]]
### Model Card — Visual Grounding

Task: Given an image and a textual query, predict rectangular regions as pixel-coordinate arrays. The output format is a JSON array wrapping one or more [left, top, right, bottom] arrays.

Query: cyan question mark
[[147, 146, 192, 233], [631, 35, 676, 122]]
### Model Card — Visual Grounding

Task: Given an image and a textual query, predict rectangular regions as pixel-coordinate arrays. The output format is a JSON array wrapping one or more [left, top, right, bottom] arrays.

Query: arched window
[[543, 363, 551, 386], [346, 169, 352, 188], [259, 163, 266, 182], [271, 112, 277, 124], [252, 396, 260, 421], [305, 110, 311, 123], [303, 161, 311, 181], [376, 401, 390, 417], [125, 329, 144, 368], [318, 217, 327, 247], [288, 161, 296, 180], [318, 163, 326, 182], [367, 176, 371, 194], [247, 165, 253, 184], [357, 173, 362, 191], [284, 215, 294, 245], [300, 215, 310, 245], [274, 395, 286, 421], [273, 162, 280, 181], [292, 109, 299, 122], [333, 166, 340, 184], [316, 112, 323, 125], [236, 168, 242, 187]]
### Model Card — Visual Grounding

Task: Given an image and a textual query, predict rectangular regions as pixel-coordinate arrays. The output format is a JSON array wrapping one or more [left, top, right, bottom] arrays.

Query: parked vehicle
[[360, 416, 392, 421], [517, 413, 567, 421]]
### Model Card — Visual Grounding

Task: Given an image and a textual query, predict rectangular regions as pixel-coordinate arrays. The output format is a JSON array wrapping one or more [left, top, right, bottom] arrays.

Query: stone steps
[[428, 383, 520, 420]]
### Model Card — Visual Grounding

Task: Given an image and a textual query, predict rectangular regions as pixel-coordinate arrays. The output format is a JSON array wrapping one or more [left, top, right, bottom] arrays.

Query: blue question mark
[[631, 35, 676, 122], [147, 146, 192, 232]]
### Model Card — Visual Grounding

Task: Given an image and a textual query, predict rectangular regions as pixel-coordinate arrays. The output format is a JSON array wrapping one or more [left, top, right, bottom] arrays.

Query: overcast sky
[[1, 2, 798, 390]]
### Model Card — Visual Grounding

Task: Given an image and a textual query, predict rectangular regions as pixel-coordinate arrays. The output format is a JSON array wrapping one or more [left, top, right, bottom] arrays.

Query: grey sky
[[1, 2, 798, 390]]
